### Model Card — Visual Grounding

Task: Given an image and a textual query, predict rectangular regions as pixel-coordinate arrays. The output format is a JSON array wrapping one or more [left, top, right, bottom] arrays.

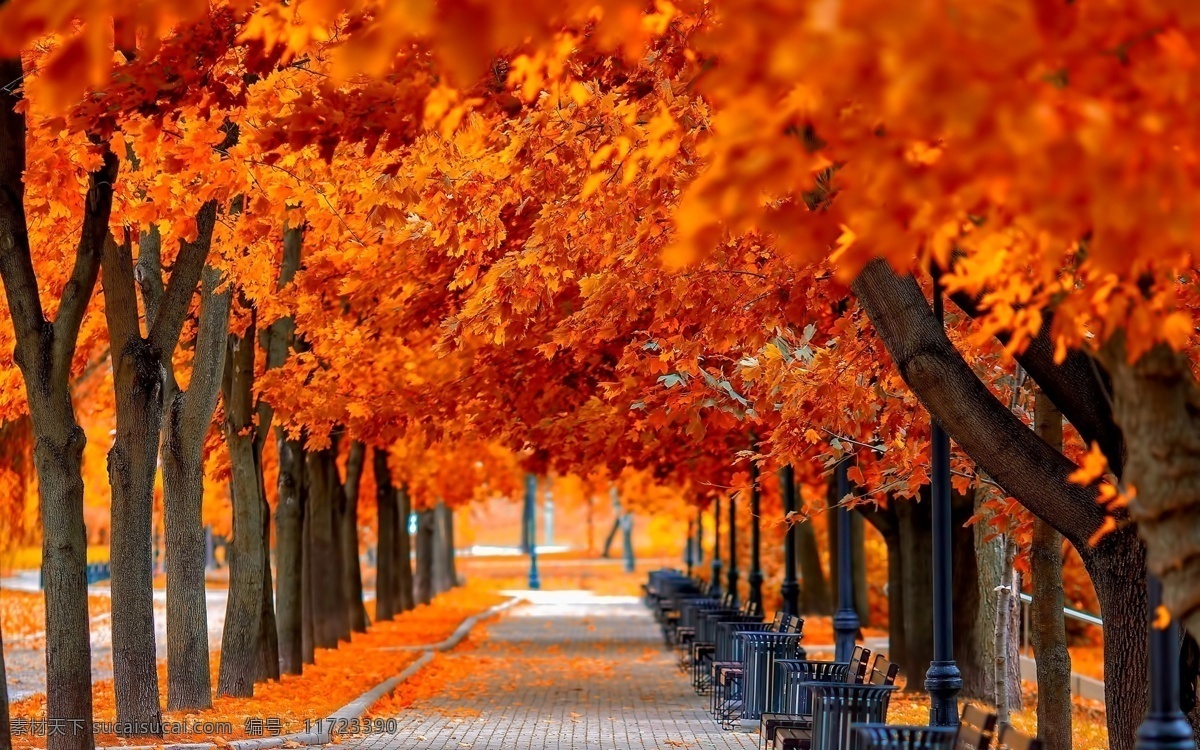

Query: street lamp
[[779, 464, 800, 617], [1135, 575, 1194, 750], [747, 457, 764, 615], [833, 456, 859, 662], [525, 474, 540, 590], [727, 487, 740, 607], [710, 495, 723, 597], [926, 278, 963, 726]]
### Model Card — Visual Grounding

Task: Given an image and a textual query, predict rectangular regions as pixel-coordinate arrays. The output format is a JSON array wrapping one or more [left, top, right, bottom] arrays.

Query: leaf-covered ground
[[7, 581, 507, 748]]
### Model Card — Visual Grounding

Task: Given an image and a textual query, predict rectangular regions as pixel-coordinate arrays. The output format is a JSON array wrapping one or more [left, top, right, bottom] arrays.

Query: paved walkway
[[351, 591, 757, 750]]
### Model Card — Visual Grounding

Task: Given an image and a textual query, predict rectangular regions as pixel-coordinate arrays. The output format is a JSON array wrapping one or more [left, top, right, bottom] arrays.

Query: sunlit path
[[353, 591, 757, 750]]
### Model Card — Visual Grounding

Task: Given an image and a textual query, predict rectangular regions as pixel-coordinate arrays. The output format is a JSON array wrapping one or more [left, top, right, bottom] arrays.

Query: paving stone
[[351, 592, 758, 750]]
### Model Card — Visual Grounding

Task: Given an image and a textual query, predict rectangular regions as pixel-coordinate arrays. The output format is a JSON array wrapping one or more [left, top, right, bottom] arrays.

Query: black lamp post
[[833, 456, 860, 662], [710, 495, 723, 597], [748, 458, 764, 615], [696, 507, 704, 581], [926, 279, 962, 726], [779, 465, 800, 617], [1135, 575, 1195, 750], [685, 517, 695, 577], [727, 490, 740, 606], [525, 474, 540, 590]]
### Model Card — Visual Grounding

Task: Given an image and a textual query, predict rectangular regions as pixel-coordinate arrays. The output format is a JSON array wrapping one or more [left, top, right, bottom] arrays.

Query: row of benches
[[643, 569, 1043, 750]]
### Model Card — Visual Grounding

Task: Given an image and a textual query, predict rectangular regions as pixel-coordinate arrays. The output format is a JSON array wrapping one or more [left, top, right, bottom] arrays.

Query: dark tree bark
[[256, 497, 280, 683], [795, 518, 831, 615], [306, 446, 349, 646], [860, 504, 904, 666], [340, 441, 369, 632], [374, 449, 398, 620], [853, 259, 1147, 750], [132, 210, 222, 716], [414, 508, 435, 606], [0, 55, 119, 750], [440, 501, 458, 588], [1, 620, 10, 750], [267, 224, 305, 674], [300, 491, 316, 664], [432, 501, 452, 595], [396, 485, 415, 611], [276, 435, 307, 673], [217, 314, 265, 697], [1029, 389, 1072, 750], [161, 265, 231, 710], [826, 494, 869, 626]]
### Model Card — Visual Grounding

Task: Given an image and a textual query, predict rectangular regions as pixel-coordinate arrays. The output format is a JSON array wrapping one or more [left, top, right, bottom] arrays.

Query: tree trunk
[[374, 449, 397, 621], [1031, 389, 1072, 750], [396, 485, 415, 611], [897, 498, 935, 686], [442, 502, 458, 587], [795, 519, 831, 615], [431, 502, 451, 595], [602, 516, 621, 558], [340, 441, 368, 632], [993, 534, 1021, 722], [256, 499, 280, 683], [415, 509, 435, 605], [161, 266, 229, 710], [0, 56, 120, 750], [1, 620, 11, 750], [275, 435, 306, 674], [861, 505, 904, 669], [300, 494, 315, 664], [1086, 528, 1149, 750], [306, 447, 349, 646], [969, 483, 1020, 709], [267, 225, 305, 673], [105, 338, 166, 734], [853, 259, 1147, 750], [218, 324, 266, 698], [852, 513, 869, 627]]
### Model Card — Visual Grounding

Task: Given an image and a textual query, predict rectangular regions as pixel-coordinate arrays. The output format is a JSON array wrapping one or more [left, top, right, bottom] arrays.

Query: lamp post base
[[780, 580, 800, 618], [832, 607, 859, 663], [528, 549, 540, 590], [925, 661, 963, 727], [1135, 713, 1195, 750]]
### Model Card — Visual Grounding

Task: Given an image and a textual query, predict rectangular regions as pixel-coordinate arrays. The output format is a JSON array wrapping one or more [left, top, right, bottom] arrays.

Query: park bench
[[687, 598, 763, 685], [996, 723, 1041, 750], [759, 645, 871, 749], [771, 653, 900, 750], [678, 594, 756, 673], [711, 612, 803, 728], [848, 704, 1000, 750]]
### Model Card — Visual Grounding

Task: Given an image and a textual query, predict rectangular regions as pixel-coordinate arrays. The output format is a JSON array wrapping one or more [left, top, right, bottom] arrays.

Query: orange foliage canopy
[[0, 2, 1195, 542]]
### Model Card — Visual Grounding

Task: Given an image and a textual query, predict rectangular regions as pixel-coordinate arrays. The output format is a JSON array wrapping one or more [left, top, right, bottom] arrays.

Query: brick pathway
[[350, 591, 758, 750]]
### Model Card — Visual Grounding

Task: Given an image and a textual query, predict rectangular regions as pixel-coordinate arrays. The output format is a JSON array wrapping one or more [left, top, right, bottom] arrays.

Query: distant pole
[[1135, 575, 1195, 750], [695, 508, 704, 580], [710, 496, 723, 597], [526, 474, 540, 590], [543, 483, 555, 547], [685, 517, 695, 577], [833, 457, 860, 662], [747, 457, 763, 615], [926, 278, 963, 727], [621, 514, 635, 572], [779, 465, 800, 617], [727, 490, 739, 607]]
